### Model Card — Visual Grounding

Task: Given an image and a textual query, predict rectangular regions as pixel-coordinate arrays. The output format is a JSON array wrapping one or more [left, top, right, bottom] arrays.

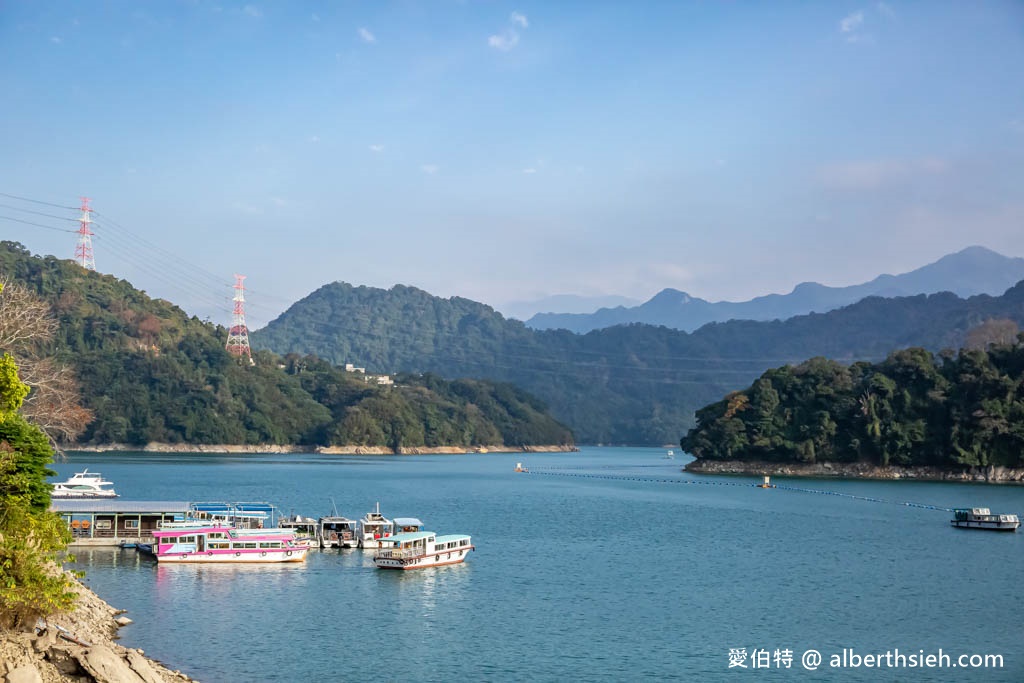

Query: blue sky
[[1, 1, 1022, 326]]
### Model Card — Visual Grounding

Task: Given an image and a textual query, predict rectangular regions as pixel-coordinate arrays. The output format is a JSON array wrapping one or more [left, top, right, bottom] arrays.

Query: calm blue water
[[55, 449, 1023, 682]]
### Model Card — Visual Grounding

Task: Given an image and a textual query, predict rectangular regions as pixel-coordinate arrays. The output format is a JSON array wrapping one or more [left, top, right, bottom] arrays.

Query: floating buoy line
[[521, 465, 974, 514]]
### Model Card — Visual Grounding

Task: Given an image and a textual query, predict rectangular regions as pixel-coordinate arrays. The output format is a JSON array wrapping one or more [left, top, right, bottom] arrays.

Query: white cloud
[[840, 11, 864, 34], [358, 27, 376, 44], [876, 2, 895, 18], [819, 157, 950, 190], [50, 36, 62, 44], [420, 164, 439, 174], [369, 144, 384, 153], [309, 135, 320, 143], [488, 29, 519, 51], [270, 197, 288, 207], [243, 5, 262, 18], [522, 168, 537, 174], [510, 12, 529, 29]]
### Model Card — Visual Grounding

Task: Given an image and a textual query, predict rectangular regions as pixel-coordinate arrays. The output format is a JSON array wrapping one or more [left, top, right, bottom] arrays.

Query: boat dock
[[52, 500, 191, 547], [52, 501, 280, 547]]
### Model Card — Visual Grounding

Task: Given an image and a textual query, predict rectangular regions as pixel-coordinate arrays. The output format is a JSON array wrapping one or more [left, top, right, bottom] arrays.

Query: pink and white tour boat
[[151, 524, 310, 563]]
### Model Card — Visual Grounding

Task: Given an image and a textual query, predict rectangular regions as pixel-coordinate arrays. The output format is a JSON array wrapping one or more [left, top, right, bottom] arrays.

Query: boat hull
[[156, 548, 309, 563], [51, 491, 119, 499], [950, 520, 1019, 532], [374, 547, 474, 570]]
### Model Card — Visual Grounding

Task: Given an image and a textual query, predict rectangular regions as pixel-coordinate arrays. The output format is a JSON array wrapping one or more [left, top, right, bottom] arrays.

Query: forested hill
[[681, 343, 1024, 469], [0, 242, 573, 449], [252, 279, 1024, 445]]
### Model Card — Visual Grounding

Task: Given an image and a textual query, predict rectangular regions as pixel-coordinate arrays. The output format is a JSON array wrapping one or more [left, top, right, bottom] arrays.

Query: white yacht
[[356, 503, 395, 550], [318, 515, 358, 548], [51, 470, 118, 499]]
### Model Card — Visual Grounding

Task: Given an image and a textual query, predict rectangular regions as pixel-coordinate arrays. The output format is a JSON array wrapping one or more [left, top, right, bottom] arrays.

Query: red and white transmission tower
[[74, 196, 96, 270], [226, 274, 254, 364]]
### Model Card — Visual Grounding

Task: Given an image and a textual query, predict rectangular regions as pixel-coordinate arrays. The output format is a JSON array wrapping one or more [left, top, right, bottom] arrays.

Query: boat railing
[[375, 548, 422, 560]]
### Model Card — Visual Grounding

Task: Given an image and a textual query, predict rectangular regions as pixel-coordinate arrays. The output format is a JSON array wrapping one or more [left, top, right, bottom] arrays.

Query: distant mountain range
[[253, 274, 1024, 445], [499, 294, 642, 321], [526, 246, 1024, 333]]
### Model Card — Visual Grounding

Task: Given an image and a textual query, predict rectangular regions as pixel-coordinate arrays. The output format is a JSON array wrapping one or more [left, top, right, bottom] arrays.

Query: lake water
[[55, 449, 1023, 682]]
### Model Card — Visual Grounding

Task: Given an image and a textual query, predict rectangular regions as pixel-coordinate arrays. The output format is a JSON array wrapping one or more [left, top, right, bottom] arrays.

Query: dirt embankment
[[66, 443, 577, 455], [685, 458, 1024, 483], [0, 573, 196, 683]]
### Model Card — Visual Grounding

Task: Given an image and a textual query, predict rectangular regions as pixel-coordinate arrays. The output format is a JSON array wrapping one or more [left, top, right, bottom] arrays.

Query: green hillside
[[252, 280, 1024, 445], [681, 343, 1024, 468], [0, 242, 573, 449]]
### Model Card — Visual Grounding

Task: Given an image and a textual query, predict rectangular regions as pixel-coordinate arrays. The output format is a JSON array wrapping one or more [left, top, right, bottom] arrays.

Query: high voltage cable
[[95, 235, 232, 313], [92, 213, 231, 290], [0, 204, 79, 222], [0, 215, 78, 234], [0, 192, 78, 211]]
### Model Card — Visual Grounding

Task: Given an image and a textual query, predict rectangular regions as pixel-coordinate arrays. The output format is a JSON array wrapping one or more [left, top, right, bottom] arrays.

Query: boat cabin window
[[234, 542, 257, 549], [165, 537, 178, 544], [459, 539, 469, 547], [259, 542, 282, 548], [208, 532, 225, 539]]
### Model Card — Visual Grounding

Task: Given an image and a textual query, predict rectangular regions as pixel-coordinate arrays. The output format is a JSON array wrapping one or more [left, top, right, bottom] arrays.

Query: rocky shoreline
[[684, 458, 1024, 483], [0, 573, 195, 683], [64, 443, 576, 455]]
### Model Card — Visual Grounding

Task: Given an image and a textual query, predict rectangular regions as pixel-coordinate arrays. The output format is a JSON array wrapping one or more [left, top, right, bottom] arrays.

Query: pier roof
[[51, 500, 191, 513]]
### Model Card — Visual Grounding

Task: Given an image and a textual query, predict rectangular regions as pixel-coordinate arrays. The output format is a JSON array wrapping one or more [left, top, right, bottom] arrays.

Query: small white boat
[[374, 531, 474, 570], [318, 515, 358, 548], [951, 508, 1020, 532], [357, 503, 394, 550], [278, 515, 320, 547], [51, 470, 118, 499], [664, 450, 675, 459]]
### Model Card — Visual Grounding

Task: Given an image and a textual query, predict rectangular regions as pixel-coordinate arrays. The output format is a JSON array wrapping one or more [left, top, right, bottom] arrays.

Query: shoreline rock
[[63, 443, 577, 455], [684, 458, 1024, 483], [0, 573, 195, 682]]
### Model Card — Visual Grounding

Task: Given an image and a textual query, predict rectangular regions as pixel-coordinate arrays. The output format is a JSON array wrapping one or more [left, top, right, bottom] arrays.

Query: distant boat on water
[[950, 508, 1019, 532], [51, 470, 118, 499], [664, 450, 675, 459]]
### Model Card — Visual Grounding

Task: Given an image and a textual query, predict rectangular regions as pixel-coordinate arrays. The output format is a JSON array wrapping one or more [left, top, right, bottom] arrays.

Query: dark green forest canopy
[[0, 242, 572, 448], [252, 278, 1024, 445], [681, 342, 1024, 468]]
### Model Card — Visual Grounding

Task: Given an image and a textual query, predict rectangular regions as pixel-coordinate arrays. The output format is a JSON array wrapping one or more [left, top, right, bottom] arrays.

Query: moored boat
[[373, 531, 474, 570], [279, 515, 320, 548], [51, 470, 118, 499], [950, 508, 1020, 532], [151, 524, 310, 563], [393, 517, 424, 533], [319, 515, 358, 548], [356, 503, 394, 550]]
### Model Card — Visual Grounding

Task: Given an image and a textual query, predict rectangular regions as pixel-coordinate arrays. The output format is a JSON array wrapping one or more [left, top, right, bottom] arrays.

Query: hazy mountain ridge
[[526, 246, 1024, 333], [253, 274, 1024, 445]]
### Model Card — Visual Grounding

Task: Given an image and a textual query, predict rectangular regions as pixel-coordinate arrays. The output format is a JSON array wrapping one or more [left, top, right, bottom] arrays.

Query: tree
[[0, 347, 75, 628], [0, 281, 92, 447]]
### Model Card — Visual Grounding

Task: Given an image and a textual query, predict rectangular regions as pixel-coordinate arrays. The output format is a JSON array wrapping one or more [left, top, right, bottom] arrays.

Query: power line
[[0, 204, 79, 222], [0, 191, 79, 211], [0, 214, 78, 234]]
